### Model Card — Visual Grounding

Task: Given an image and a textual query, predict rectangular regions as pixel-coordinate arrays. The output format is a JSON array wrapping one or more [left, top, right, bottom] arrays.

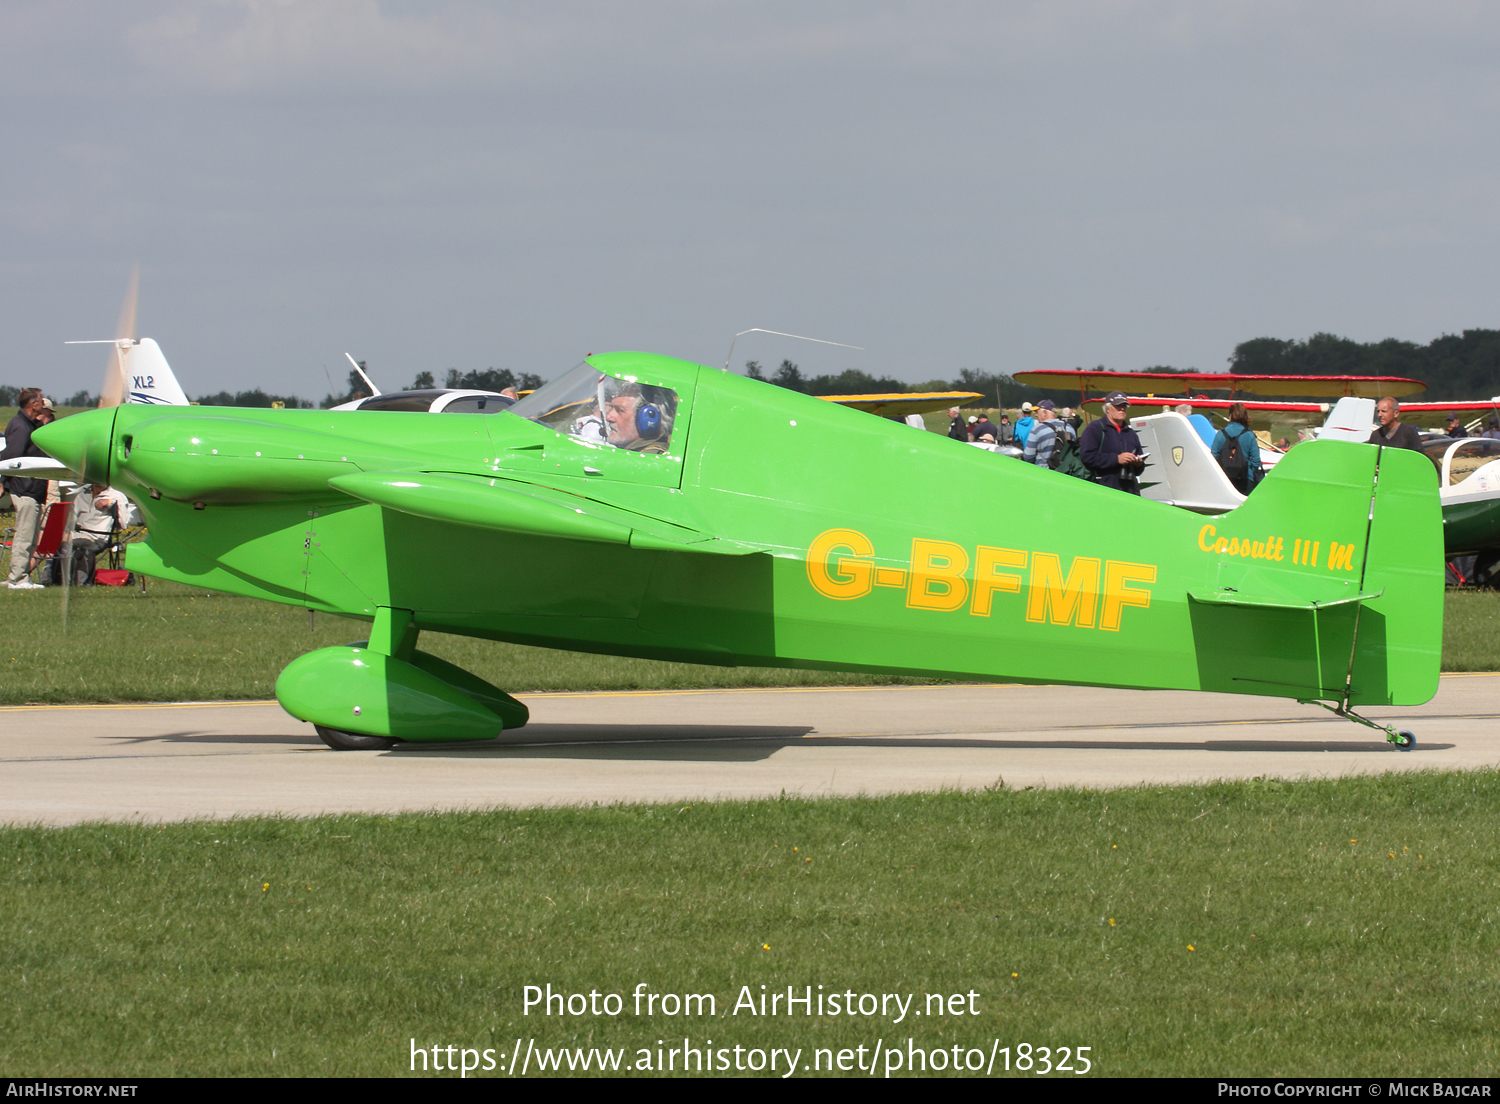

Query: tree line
[[200, 365, 547, 410], [1229, 330, 1500, 400], [746, 328, 1500, 406], [742, 360, 1088, 408]]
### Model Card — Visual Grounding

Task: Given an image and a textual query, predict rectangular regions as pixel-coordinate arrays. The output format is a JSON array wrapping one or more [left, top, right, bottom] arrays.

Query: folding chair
[[28, 502, 72, 585]]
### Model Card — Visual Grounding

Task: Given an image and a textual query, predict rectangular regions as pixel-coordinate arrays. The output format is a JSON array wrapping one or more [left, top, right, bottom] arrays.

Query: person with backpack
[[1211, 402, 1263, 494], [1024, 400, 1086, 478]]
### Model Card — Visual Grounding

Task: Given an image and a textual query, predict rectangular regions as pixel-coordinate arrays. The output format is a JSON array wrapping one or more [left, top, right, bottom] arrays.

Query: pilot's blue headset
[[635, 400, 662, 439]]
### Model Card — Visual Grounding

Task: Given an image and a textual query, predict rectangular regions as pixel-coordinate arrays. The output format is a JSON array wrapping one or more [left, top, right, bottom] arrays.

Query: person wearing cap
[[965, 415, 980, 441], [996, 412, 1015, 445], [971, 413, 1001, 443], [1483, 414, 1500, 441], [946, 407, 968, 442], [1023, 399, 1075, 468], [1014, 402, 1036, 451], [1446, 413, 1469, 439], [1079, 390, 1145, 493]]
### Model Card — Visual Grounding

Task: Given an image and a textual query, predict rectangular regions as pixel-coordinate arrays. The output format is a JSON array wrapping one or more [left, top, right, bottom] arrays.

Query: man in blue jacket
[[1014, 402, 1036, 451], [1078, 391, 1145, 494]]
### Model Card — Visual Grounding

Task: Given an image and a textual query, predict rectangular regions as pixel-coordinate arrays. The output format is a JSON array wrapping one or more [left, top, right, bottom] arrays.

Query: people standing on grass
[[1079, 391, 1145, 494], [1023, 400, 1075, 468], [1369, 397, 1423, 452], [1014, 403, 1036, 451], [970, 413, 1001, 443], [1211, 402, 1264, 495], [3, 388, 49, 589]]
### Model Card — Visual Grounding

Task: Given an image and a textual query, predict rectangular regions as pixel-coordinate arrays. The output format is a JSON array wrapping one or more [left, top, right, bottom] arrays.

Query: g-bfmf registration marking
[[806, 529, 1156, 632]]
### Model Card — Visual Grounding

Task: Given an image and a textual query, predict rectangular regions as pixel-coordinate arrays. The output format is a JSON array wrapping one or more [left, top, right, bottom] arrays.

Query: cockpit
[[507, 362, 681, 454], [1421, 436, 1500, 487]]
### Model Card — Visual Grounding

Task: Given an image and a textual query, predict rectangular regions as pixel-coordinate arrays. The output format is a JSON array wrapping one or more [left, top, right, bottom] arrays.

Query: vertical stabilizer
[[1133, 411, 1244, 514], [1319, 397, 1376, 442], [121, 339, 190, 406]]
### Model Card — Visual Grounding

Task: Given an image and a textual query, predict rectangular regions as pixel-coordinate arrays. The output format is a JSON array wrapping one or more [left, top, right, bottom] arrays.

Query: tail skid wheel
[[315, 725, 397, 751], [1390, 729, 1416, 752]]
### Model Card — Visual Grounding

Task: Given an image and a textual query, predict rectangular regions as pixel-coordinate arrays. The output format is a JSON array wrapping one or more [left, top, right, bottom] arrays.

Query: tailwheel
[[1390, 729, 1416, 752], [314, 725, 398, 751]]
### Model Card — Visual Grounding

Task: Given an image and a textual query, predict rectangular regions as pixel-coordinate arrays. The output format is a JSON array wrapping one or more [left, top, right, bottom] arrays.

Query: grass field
[[0, 579, 941, 704], [2, 771, 1498, 1077], [0, 578, 1494, 704]]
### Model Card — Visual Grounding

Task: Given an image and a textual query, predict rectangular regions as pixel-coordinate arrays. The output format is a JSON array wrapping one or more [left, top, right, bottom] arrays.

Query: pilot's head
[[600, 380, 675, 449], [603, 384, 645, 446]]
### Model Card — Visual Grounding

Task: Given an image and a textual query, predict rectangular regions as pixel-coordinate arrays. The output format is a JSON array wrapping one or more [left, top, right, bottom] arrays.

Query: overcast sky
[[5, 1, 1500, 398]]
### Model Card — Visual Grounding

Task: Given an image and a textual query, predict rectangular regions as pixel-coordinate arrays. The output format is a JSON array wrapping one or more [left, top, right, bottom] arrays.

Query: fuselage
[[34, 352, 1443, 707]]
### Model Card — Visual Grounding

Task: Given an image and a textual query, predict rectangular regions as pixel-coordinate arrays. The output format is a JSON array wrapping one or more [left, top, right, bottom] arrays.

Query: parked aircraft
[[1013, 368, 1427, 405]]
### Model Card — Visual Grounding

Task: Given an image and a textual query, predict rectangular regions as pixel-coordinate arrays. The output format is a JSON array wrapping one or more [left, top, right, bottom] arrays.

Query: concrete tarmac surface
[[2, 674, 1497, 825]]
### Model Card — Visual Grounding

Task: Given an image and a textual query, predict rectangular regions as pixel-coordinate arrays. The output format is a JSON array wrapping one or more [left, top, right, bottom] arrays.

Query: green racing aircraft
[[35, 351, 1443, 751]]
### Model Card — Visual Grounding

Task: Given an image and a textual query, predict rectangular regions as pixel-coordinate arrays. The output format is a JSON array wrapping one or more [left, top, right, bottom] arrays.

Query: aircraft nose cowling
[[32, 407, 116, 485]]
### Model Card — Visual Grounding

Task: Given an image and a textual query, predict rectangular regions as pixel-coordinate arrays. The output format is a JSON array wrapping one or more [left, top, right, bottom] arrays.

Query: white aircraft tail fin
[[121, 339, 189, 406], [1131, 411, 1245, 514], [1318, 396, 1376, 442]]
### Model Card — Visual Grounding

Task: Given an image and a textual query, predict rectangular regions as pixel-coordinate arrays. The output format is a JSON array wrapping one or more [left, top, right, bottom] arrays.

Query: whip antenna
[[723, 329, 863, 372]]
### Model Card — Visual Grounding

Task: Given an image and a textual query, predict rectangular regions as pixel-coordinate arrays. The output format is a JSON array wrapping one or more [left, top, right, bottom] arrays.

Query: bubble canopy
[[508, 361, 680, 454]]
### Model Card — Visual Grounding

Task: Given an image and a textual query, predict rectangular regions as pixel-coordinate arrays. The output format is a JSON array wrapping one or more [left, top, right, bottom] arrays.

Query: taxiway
[[2, 675, 1496, 825]]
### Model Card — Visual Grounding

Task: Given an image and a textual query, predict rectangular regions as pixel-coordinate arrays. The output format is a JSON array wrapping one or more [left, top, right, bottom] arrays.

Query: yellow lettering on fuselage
[[806, 528, 874, 599], [970, 546, 1027, 617], [1101, 560, 1157, 631], [1026, 554, 1101, 627], [907, 539, 969, 611], [1196, 524, 1353, 571], [804, 530, 1157, 633]]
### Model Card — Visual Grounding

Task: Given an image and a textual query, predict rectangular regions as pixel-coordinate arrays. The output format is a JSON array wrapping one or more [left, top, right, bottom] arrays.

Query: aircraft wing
[[1017, 369, 1425, 399], [1084, 397, 1331, 414], [0, 456, 76, 478], [821, 392, 984, 417], [328, 471, 767, 555], [1390, 399, 1500, 429]]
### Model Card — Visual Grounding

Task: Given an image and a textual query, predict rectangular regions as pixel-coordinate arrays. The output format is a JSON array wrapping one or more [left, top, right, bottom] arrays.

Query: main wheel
[[1393, 730, 1416, 752], [315, 725, 398, 751]]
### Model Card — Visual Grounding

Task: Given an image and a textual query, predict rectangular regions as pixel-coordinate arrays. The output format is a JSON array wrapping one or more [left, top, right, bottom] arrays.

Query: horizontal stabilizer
[[329, 471, 764, 554], [1188, 588, 1384, 611]]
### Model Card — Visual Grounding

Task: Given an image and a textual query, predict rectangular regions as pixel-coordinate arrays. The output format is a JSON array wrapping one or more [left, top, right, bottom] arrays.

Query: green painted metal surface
[[36, 350, 1444, 741], [1443, 495, 1500, 556]]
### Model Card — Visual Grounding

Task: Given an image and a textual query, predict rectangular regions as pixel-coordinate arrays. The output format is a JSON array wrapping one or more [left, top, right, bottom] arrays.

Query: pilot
[[601, 381, 675, 454]]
